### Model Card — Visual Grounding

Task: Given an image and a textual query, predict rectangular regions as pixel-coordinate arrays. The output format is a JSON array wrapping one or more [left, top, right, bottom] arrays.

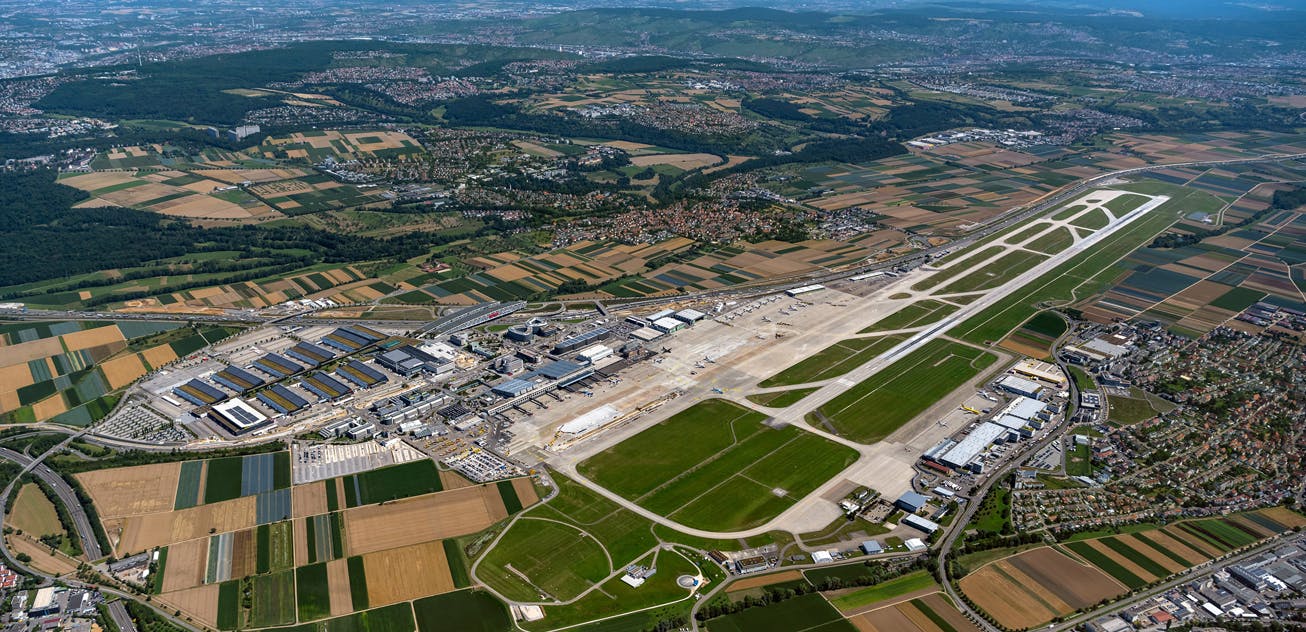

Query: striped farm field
[[959, 547, 1124, 629]]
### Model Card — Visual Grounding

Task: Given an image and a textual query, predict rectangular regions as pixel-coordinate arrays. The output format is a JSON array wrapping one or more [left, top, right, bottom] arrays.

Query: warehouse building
[[630, 327, 664, 342], [286, 342, 336, 367], [336, 359, 387, 388], [300, 372, 352, 401], [321, 326, 381, 353], [577, 344, 613, 364], [253, 353, 303, 379], [860, 541, 883, 555], [1002, 396, 1048, 422], [993, 414, 1029, 431], [647, 309, 675, 322], [996, 374, 1043, 398], [652, 317, 685, 333], [902, 514, 939, 534], [173, 379, 228, 406], [376, 345, 451, 376], [209, 399, 271, 435], [256, 384, 308, 415], [674, 308, 706, 323], [895, 491, 929, 514], [554, 328, 611, 354], [213, 366, 265, 394], [786, 284, 825, 297], [939, 421, 1007, 469]]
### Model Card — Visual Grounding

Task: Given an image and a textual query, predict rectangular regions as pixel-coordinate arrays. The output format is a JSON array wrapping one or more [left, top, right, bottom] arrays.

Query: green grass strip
[[443, 540, 470, 589], [325, 479, 339, 512], [151, 546, 169, 594], [1131, 532, 1197, 568], [216, 580, 241, 630], [1064, 541, 1147, 589], [1099, 536, 1170, 578], [347, 556, 369, 611], [908, 598, 959, 632], [496, 480, 523, 514], [330, 512, 345, 559], [305, 516, 318, 564], [256, 524, 271, 574]]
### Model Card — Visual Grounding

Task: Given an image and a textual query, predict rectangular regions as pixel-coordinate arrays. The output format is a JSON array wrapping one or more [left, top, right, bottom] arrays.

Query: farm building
[[674, 308, 706, 323], [996, 374, 1043, 398], [256, 384, 308, 415], [300, 372, 352, 401], [554, 328, 611, 354], [1013, 359, 1067, 387], [939, 421, 1007, 469], [212, 366, 265, 393], [577, 344, 613, 364], [902, 514, 939, 534], [209, 399, 272, 435], [652, 317, 685, 333], [336, 359, 387, 388], [253, 353, 303, 379], [286, 341, 336, 367], [172, 379, 228, 406], [896, 491, 929, 513]]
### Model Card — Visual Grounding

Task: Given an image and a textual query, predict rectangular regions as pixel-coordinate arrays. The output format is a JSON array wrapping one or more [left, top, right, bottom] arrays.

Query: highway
[[0, 440, 103, 559]]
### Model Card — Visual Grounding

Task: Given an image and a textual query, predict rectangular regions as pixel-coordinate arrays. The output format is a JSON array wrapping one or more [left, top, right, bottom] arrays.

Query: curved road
[[0, 440, 102, 559]]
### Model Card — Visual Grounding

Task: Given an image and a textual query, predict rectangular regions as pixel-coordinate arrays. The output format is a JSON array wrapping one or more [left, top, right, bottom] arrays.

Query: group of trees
[[1151, 185, 1306, 249]]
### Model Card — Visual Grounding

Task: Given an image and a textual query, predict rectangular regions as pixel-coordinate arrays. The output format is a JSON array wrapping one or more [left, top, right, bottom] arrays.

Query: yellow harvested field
[[438, 470, 475, 491], [31, 395, 68, 420], [294, 517, 309, 567], [1259, 506, 1306, 528], [0, 363, 35, 391], [77, 463, 182, 519], [0, 337, 64, 365], [343, 486, 507, 556], [362, 540, 456, 607], [511, 477, 540, 508], [159, 584, 220, 629], [193, 168, 307, 184], [292, 481, 329, 518], [161, 537, 209, 593], [0, 390, 20, 413], [141, 343, 179, 368], [629, 153, 721, 169], [8, 483, 63, 537], [151, 195, 252, 219], [7, 534, 79, 576], [61, 325, 126, 351], [61, 172, 138, 190], [100, 354, 148, 389], [112, 496, 257, 555], [327, 558, 353, 616]]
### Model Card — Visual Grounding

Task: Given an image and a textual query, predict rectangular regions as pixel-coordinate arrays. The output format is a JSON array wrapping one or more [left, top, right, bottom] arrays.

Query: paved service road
[[0, 444, 104, 559]]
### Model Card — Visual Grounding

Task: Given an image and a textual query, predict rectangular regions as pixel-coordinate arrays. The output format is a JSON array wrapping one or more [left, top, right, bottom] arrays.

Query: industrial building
[[786, 284, 825, 297], [630, 327, 664, 342], [173, 379, 228, 406], [1012, 359, 1067, 387], [321, 326, 383, 352], [647, 308, 675, 322], [505, 324, 534, 343], [376, 345, 451, 376], [895, 491, 929, 513], [1002, 396, 1048, 422], [209, 399, 271, 434], [256, 384, 309, 415], [300, 372, 352, 401], [253, 353, 304, 379], [860, 541, 883, 555], [652, 317, 685, 333], [212, 366, 265, 394], [286, 341, 336, 367], [674, 308, 706, 323], [939, 421, 1008, 469], [336, 359, 387, 388], [577, 344, 613, 364], [996, 374, 1043, 398], [372, 390, 446, 423], [559, 404, 620, 436], [554, 328, 611, 354]]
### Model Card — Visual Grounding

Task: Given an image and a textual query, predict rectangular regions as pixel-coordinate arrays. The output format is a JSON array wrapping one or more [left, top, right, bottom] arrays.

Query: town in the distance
[[0, 1, 1304, 631]]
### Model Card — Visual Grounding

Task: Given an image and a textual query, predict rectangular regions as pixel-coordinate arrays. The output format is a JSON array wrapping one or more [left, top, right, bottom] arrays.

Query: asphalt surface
[[107, 600, 140, 632], [0, 443, 103, 559]]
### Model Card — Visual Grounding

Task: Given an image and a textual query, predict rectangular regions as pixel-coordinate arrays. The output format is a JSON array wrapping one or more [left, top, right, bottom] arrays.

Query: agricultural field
[[704, 592, 856, 632], [812, 339, 998, 443], [959, 510, 1301, 628], [578, 399, 858, 530], [828, 570, 937, 612], [412, 590, 514, 632], [0, 320, 208, 426], [847, 593, 981, 632], [256, 130, 424, 162], [758, 334, 907, 387], [59, 167, 280, 221], [7, 483, 71, 548], [998, 311, 1066, 359]]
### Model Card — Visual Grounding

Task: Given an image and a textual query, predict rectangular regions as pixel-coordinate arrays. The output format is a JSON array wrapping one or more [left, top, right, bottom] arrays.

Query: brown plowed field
[[438, 470, 475, 490], [361, 540, 456, 607], [1007, 547, 1124, 609], [853, 602, 926, 632], [915, 593, 981, 632], [230, 528, 257, 578], [113, 496, 257, 555], [326, 558, 353, 616], [962, 547, 1124, 630], [511, 477, 540, 508], [161, 537, 208, 593], [1258, 507, 1306, 529], [343, 486, 507, 556], [293, 481, 328, 518], [901, 600, 949, 632], [159, 584, 220, 629], [1082, 539, 1159, 582], [1136, 530, 1207, 566], [726, 570, 803, 593], [78, 463, 181, 519], [293, 517, 309, 567], [992, 560, 1073, 613], [1118, 534, 1186, 574]]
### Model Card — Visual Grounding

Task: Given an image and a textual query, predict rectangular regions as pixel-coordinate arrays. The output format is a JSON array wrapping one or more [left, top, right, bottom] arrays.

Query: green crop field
[[496, 479, 522, 514], [413, 590, 514, 632], [828, 570, 936, 610], [1064, 541, 1147, 589], [343, 459, 441, 507], [746, 388, 818, 408], [859, 300, 959, 334], [204, 456, 244, 504], [217, 581, 240, 630], [938, 250, 1048, 294], [579, 399, 857, 530], [1099, 537, 1170, 578], [758, 334, 907, 387], [296, 563, 333, 621], [348, 555, 370, 611], [705, 593, 856, 632], [814, 339, 997, 443], [174, 461, 203, 510], [267, 603, 416, 632], [1131, 532, 1199, 567], [478, 473, 656, 603], [248, 571, 296, 628], [256, 521, 294, 573], [1186, 518, 1258, 549]]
